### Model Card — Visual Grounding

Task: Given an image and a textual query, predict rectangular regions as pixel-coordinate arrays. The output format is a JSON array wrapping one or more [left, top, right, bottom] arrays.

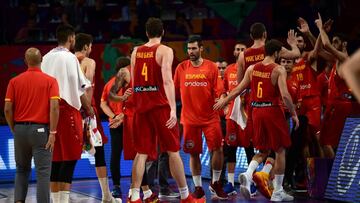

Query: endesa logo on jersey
[[184, 81, 208, 87], [134, 85, 159, 92], [184, 73, 208, 87]]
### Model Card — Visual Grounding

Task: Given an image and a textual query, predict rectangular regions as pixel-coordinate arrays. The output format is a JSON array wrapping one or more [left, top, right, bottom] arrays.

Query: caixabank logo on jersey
[[133, 85, 159, 92], [325, 117, 360, 203]]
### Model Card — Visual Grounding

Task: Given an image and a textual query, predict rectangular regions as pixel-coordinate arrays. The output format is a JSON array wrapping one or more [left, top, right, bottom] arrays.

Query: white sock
[[228, 173, 235, 186], [51, 192, 60, 203], [59, 191, 70, 203], [98, 177, 112, 201], [179, 186, 189, 200], [261, 162, 273, 174], [130, 188, 140, 201], [273, 174, 284, 192], [192, 175, 202, 187], [245, 160, 259, 178], [128, 189, 132, 198], [212, 170, 222, 183], [143, 189, 152, 200]]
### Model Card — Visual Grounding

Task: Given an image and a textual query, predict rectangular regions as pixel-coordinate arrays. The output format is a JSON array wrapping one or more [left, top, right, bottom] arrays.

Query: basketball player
[[214, 39, 299, 201], [174, 35, 228, 200], [128, 18, 204, 203]]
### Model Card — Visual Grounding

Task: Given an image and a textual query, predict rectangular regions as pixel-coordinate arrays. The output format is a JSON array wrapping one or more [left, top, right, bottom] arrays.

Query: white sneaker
[[239, 173, 251, 199], [270, 189, 294, 202], [102, 197, 122, 203]]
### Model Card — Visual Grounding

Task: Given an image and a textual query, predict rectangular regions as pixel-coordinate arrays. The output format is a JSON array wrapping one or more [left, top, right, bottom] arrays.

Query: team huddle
[[4, 13, 360, 203]]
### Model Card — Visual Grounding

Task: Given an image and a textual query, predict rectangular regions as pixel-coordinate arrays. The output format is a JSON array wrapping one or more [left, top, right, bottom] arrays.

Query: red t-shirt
[[291, 57, 320, 98], [174, 59, 224, 125], [101, 77, 123, 119], [223, 63, 238, 119], [5, 67, 60, 123], [250, 63, 281, 106], [132, 44, 169, 113]]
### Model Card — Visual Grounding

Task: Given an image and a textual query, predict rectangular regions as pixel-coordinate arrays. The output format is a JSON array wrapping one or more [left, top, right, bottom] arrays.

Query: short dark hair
[[146, 17, 163, 38], [250, 23, 266, 40], [74, 33, 93, 52], [265, 39, 283, 56], [56, 24, 75, 44], [187, 35, 203, 47], [115, 57, 130, 72], [333, 33, 347, 42]]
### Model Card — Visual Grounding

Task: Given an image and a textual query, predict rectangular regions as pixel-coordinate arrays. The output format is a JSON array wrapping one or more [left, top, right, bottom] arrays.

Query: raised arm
[[315, 13, 347, 63], [279, 29, 301, 59], [297, 17, 316, 47]]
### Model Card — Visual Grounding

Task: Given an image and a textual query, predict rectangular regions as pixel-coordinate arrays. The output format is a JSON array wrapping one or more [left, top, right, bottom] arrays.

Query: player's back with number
[[133, 44, 168, 112], [251, 62, 281, 105]]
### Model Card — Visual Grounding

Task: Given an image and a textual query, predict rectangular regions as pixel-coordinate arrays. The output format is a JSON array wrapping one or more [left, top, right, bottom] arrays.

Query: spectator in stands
[[15, 18, 41, 43], [49, 2, 64, 24], [64, 0, 88, 32], [166, 12, 193, 40]]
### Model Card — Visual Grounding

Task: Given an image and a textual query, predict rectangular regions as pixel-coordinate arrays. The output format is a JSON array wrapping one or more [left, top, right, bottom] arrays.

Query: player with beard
[[174, 35, 228, 200], [128, 18, 204, 203], [235, 23, 300, 199], [215, 39, 300, 201], [41, 25, 94, 203], [315, 13, 360, 158]]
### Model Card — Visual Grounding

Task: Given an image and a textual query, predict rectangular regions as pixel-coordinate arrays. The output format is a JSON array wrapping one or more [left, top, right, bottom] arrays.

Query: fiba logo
[[335, 123, 360, 195], [185, 140, 195, 149], [326, 118, 360, 202]]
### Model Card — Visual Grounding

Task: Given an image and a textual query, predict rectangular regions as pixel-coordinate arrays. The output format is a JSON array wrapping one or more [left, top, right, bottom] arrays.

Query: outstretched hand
[[213, 97, 228, 110], [323, 19, 333, 33], [287, 29, 298, 46], [315, 12, 323, 29], [297, 17, 310, 33]]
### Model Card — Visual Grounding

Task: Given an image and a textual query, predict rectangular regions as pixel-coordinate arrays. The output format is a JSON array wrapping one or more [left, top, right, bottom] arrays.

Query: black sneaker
[[159, 187, 180, 199], [111, 185, 122, 198]]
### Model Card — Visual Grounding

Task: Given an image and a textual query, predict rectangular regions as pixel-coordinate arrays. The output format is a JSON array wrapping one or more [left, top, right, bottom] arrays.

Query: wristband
[[50, 131, 57, 134]]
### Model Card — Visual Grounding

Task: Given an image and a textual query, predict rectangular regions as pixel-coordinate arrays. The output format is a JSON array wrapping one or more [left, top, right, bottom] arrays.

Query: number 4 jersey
[[132, 44, 169, 113]]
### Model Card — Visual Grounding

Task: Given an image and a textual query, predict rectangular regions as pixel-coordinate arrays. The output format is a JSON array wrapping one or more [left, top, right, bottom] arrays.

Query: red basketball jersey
[[291, 57, 319, 98], [244, 46, 265, 70], [250, 63, 281, 106], [132, 44, 169, 113]]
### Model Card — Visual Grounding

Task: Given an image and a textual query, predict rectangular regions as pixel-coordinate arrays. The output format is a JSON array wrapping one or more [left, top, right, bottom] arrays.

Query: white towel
[[230, 95, 247, 130], [89, 117, 103, 147], [41, 47, 91, 110]]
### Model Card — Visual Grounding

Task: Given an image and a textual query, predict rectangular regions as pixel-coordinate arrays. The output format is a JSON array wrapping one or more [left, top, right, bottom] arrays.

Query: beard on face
[[189, 53, 199, 61]]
